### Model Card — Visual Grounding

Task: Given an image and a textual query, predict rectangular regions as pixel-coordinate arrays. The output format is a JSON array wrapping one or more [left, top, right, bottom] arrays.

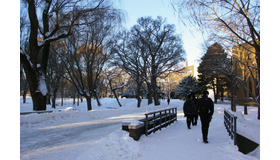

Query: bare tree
[[46, 40, 66, 108], [111, 17, 186, 106], [132, 17, 186, 106], [20, 65, 29, 103], [58, 8, 122, 110], [172, 0, 259, 62], [20, 0, 111, 110], [105, 67, 129, 107], [110, 31, 145, 107], [173, 0, 260, 118]]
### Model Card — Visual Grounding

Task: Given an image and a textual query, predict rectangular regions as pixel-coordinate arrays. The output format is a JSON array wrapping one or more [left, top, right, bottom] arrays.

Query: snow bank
[[37, 75, 48, 96], [20, 98, 174, 129], [236, 111, 260, 144], [224, 104, 260, 144], [20, 98, 260, 160], [78, 112, 259, 160], [77, 130, 140, 160]]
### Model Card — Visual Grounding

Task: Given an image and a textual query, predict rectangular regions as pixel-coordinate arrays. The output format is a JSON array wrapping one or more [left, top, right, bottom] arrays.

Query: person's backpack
[[185, 101, 194, 114], [199, 98, 212, 115]]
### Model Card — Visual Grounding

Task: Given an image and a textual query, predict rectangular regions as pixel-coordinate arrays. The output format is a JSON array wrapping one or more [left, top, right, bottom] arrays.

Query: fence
[[122, 107, 177, 141], [144, 107, 177, 136], [224, 109, 237, 145]]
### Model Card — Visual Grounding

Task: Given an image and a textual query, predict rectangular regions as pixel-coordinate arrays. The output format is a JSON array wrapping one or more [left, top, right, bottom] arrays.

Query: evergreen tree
[[174, 76, 203, 99], [197, 42, 228, 103]]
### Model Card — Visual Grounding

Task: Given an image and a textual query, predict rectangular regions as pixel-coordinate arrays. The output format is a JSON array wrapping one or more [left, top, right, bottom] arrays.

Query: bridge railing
[[224, 109, 237, 145], [122, 107, 177, 141], [144, 107, 177, 136]]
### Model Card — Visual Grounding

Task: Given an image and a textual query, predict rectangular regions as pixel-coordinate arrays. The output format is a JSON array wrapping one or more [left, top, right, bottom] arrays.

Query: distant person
[[197, 90, 214, 143], [191, 93, 198, 126], [167, 97, 170, 105], [183, 94, 195, 129]]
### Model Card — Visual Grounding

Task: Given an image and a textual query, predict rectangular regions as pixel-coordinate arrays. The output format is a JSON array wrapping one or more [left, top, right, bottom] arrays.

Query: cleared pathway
[[20, 113, 144, 160]]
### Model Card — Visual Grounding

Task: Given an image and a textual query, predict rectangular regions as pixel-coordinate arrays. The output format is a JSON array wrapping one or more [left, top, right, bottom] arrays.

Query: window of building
[[248, 53, 252, 60]]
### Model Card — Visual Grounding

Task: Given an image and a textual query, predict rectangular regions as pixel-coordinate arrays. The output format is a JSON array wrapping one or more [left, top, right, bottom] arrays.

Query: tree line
[[20, 0, 186, 111], [20, 0, 260, 120], [172, 0, 260, 119], [175, 41, 259, 120]]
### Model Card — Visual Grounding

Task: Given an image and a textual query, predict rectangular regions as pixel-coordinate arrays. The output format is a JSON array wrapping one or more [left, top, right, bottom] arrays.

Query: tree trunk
[[85, 96, 92, 111], [216, 76, 219, 102], [147, 84, 153, 105], [24, 66, 47, 110], [31, 92, 47, 111], [73, 95, 76, 105], [60, 90, 64, 106], [221, 91, 224, 102], [152, 76, 160, 106], [77, 94, 80, 106], [94, 91, 102, 106], [243, 90, 248, 115], [137, 97, 142, 108], [21, 53, 47, 110], [212, 80, 217, 104], [46, 93, 51, 105], [112, 89, 122, 107], [22, 94, 26, 103], [51, 95, 56, 109], [136, 79, 142, 108], [147, 91, 153, 105]]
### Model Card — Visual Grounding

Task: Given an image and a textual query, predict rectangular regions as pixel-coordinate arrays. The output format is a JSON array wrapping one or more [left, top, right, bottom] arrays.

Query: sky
[[114, 0, 205, 75]]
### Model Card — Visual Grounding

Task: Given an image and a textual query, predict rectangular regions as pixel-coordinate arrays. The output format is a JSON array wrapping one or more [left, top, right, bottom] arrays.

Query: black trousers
[[186, 114, 193, 128], [200, 116, 210, 141], [193, 113, 198, 125]]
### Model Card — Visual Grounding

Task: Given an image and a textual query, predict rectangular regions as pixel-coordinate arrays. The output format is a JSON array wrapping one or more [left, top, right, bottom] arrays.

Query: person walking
[[197, 90, 214, 143], [191, 93, 198, 126], [167, 97, 170, 105], [183, 94, 195, 129]]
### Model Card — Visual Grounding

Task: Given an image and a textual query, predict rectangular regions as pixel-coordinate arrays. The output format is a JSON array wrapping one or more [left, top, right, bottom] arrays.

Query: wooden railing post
[[234, 116, 237, 145], [145, 114, 148, 136], [175, 108, 177, 121], [153, 113, 156, 133], [159, 111, 162, 130], [142, 107, 177, 136]]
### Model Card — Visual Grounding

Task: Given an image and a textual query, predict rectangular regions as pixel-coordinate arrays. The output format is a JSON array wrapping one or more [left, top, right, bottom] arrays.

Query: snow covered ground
[[20, 97, 260, 160]]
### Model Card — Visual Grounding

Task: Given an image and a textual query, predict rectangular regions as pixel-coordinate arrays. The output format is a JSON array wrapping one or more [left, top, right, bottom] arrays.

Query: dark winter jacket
[[183, 100, 195, 116], [192, 98, 198, 115], [197, 95, 214, 119]]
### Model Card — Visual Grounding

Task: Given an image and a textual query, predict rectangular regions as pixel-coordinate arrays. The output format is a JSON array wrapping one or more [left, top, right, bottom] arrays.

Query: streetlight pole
[[222, 54, 235, 112], [230, 56, 234, 112]]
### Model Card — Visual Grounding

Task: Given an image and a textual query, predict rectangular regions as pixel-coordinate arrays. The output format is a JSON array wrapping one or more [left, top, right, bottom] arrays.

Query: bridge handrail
[[224, 108, 237, 145]]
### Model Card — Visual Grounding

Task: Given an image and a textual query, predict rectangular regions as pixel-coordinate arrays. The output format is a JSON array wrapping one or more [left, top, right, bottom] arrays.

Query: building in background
[[231, 42, 259, 107], [159, 62, 194, 98]]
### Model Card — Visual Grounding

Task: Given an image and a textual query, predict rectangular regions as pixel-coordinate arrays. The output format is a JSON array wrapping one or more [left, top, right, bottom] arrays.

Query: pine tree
[[174, 76, 203, 99], [197, 42, 228, 103]]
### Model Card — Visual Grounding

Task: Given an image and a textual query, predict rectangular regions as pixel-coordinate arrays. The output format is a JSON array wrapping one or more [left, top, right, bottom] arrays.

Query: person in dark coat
[[191, 93, 198, 126], [197, 90, 214, 143], [183, 94, 195, 129], [167, 97, 170, 105]]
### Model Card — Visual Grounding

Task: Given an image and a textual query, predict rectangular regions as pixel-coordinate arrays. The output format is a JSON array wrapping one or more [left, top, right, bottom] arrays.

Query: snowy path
[[136, 107, 258, 160], [20, 113, 144, 160], [20, 99, 259, 159], [76, 105, 259, 160]]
